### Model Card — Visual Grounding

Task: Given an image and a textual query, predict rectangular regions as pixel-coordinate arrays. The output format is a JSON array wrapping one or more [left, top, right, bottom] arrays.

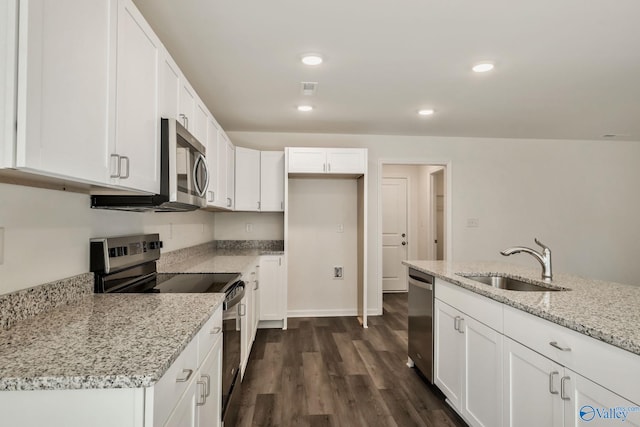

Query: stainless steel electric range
[[90, 234, 244, 425]]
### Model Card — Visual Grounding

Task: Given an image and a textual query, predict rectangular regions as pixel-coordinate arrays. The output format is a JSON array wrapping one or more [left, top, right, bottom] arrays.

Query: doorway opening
[[379, 162, 450, 299]]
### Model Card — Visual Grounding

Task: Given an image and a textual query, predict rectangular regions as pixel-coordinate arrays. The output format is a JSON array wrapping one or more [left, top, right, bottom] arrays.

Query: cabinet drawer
[[504, 306, 640, 404], [198, 305, 223, 366], [152, 334, 198, 427], [435, 279, 503, 332]]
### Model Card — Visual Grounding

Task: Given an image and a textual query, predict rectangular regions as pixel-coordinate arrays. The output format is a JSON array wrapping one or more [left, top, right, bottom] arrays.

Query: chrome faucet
[[500, 238, 553, 282]]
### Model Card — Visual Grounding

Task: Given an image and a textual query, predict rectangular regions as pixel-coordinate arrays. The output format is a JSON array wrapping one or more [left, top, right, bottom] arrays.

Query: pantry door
[[382, 178, 408, 292]]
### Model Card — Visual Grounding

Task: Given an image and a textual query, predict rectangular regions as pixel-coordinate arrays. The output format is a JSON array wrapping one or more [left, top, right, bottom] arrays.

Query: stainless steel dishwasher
[[408, 267, 434, 383]]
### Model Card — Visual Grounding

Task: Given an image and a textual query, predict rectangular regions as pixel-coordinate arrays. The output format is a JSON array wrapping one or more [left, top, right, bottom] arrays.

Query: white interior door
[[382, 177, 408, 292]]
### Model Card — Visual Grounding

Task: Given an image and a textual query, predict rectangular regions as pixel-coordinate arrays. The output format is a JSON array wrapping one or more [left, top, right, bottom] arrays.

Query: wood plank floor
[[235, 293, 467, 427]]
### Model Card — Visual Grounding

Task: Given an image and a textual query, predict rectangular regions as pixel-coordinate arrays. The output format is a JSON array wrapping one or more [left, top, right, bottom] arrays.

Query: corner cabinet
[[0, 305, 224, 427], [287, 147, 366, 174]]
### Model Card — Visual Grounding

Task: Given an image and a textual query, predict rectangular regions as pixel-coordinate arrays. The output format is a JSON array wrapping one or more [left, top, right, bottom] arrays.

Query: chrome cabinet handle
[[328, 163, 331, 172], [549, 371, 559, 395], [560, 376, 571, 400], [176, 368, 193, 383], [119, 156, 130, 179], [254, 280, 259, 290], [179, 113, 187, 128], [202, 374, 211, 397], [257, 201, 261, 210], [454, 316, 460, 331], [196, 380, 206, 406], [323, 163, 326, 172], [227, 197, 232, 207], [210, 326, 221, 335], [207, 191, 214, 202], [110, 154, 121, 178], [549, 341, 571, 352], [239, 303, 246, 316], [457, 318, 464, 334]]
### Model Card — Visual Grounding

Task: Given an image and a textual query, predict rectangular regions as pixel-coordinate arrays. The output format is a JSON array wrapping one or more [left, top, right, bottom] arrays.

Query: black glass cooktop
[[154, 272, 241, 293]]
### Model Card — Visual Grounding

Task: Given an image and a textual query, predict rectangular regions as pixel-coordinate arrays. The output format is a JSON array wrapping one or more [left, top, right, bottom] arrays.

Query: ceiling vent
[[300, 81, 318, 96]]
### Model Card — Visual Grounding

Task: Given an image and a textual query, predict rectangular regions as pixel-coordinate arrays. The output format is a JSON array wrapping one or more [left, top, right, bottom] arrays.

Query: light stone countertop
[[403, 260, 640, 356], [0, 293, 225, 391], [158, 247, 283, 275]]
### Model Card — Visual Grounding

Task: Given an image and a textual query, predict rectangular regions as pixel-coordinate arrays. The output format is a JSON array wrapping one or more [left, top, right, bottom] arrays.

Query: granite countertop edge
[[403, 260, 640, 356]]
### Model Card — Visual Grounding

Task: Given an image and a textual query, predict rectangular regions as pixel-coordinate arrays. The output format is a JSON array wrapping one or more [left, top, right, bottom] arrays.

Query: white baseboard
[[287, 307, 383, 318]]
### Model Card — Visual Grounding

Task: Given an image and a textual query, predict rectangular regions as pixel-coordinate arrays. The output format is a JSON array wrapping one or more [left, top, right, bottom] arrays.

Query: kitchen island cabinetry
[[435, 282, 504, 427], [406, 261, 640, 427]]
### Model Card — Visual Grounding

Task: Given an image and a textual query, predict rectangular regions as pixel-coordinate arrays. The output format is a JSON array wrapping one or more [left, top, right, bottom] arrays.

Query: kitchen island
[[404, 260, 640, 427]]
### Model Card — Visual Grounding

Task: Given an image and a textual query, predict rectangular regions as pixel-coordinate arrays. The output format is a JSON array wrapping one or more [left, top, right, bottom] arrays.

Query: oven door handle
[[223, 282, 245, 310]]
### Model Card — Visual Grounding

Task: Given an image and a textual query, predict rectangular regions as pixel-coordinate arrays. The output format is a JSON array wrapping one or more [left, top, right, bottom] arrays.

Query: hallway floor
[[235, 293, 467, 426]]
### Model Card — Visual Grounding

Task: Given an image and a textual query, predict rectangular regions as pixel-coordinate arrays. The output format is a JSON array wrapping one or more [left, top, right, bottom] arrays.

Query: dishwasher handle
[[408, 276, 433, 291]]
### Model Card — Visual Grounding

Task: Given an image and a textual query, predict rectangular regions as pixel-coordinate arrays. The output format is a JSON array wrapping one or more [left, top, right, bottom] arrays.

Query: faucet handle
[[534, 238, 550, 253]]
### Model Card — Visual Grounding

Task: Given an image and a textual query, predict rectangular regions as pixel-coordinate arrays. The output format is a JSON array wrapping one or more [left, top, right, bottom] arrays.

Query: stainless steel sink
[[457, 274, 567, 292]]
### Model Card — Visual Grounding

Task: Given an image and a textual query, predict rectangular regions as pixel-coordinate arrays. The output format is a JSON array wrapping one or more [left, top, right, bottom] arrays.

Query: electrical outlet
[[245, 223, 253, 233], [333, 266, 343, 279], [0, 227, 4, 265], [337, 224, 344, 233]]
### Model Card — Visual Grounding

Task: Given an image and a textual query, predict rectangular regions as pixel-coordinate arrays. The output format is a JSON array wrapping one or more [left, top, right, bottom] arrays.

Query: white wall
[[0, 183, 216, 294], [287, 179, 358, 316], [213, 212, 283, 240], [228, 130, 640, 314]]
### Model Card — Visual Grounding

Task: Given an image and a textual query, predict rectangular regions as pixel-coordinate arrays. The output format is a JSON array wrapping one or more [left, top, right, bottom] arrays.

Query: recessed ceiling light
[[301, 54, 323, 66], [472, 62, 494, 73], [297, 105, 313, 112], [418, 109, 435, 116]]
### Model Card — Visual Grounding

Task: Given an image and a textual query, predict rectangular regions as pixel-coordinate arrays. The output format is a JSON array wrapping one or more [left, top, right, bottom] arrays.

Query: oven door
[[221, 283, 244, 424]]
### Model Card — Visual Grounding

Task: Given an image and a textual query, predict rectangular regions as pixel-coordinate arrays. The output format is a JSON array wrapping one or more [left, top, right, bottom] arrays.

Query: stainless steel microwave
[[91, 118, 209, 212]]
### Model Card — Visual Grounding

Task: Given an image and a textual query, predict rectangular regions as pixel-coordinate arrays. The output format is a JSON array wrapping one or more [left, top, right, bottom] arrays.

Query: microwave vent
[[301, 81, 318, 96]]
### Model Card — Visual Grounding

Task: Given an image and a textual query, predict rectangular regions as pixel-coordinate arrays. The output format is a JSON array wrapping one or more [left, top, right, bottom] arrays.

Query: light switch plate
[[466, 218, 480, 228]]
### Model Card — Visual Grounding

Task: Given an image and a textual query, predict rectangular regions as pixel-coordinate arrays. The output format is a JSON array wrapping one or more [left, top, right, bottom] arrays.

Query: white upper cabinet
[[193, 101, 208, 144], [234, 146, 260, 211], [159, 52, 180, 121], [112, 0, 161, 194], [178, 82, 196, 132], [205, 117, 219, 207], [260, 151, 284, 212], [13, 0, 115, 184], [0, 0, 18, 168], [226, 137, 235, 210], [287, 147, 366, 174]]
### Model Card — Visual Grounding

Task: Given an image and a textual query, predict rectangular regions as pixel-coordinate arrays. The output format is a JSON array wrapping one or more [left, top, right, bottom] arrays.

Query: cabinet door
[[159, 51, 180, 121], [503, 338, 563, 427], [564, 370, 640, 427], [205, 117, 219, 207], [234, 147, 261, 211], [463, 316, 503, 427], [240, 291, 251, 377], [434, 299, 464, 409], [15, 0, 113, 183], [179, 82, 196, 132], [287, 147, 326, 173], [260, 151, 284, 212], [0, 0, 17, 168], [193, 101, 208, 144], [226, 138, 235, 210], [259, 256, 284, 321], [326, 148, 366, 174], [164, 379, 198, 427], [214, 131, 228, 207], [197, 340, 222, 427], [114, 0, 161, 194]]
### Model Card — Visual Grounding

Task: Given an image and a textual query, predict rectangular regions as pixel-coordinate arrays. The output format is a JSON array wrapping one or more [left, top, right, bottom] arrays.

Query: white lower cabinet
[[0, 305, 223, 427], [504, 337, 640, 427], [240, 263, 259, 378], [434, 299, 503, 427], [434, 278, 640, 427], [258, 255, 286, 328]]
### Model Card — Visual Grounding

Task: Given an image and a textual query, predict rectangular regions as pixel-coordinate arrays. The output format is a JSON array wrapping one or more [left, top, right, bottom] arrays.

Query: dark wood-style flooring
[[235, 293, 467, 427]]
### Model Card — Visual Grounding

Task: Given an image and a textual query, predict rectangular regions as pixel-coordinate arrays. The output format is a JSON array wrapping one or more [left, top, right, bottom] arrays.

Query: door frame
[[376, 159, 452, 314]]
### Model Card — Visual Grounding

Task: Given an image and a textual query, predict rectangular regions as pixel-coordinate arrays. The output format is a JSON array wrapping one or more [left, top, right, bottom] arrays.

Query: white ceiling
[[132, 0, 640, 141]]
